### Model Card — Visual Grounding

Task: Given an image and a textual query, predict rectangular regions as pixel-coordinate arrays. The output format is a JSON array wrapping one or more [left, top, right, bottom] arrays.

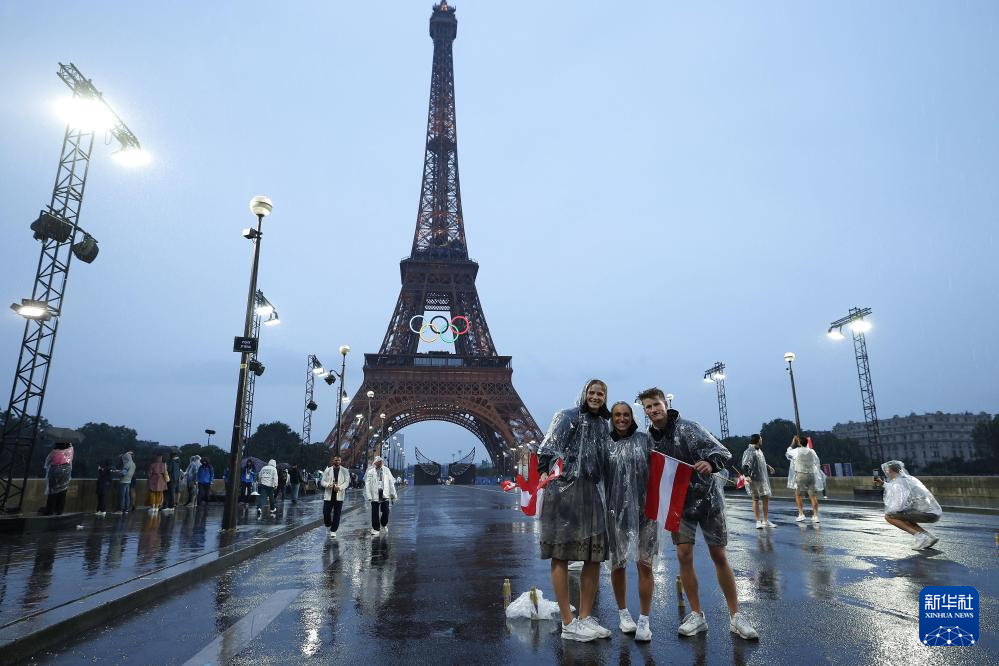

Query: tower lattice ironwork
[[326, 2, 543, 469], [704, 362, 729, 440], [828, 307, 882, 461]]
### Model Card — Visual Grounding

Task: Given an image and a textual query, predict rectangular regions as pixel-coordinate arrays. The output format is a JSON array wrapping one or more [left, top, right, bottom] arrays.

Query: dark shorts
[[541, 533, 608, 562], [887, 510, 940, 524], [671, 511, 728, 547]]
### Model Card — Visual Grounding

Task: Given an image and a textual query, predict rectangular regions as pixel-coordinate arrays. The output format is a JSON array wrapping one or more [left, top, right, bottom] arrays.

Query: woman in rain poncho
[[741, 434, 776, 529], [605, 401, 655, 641], [43, 441, 74, 515], [874, 460, 942, 551], [786, 436, 824, 523], [536, 379, 611, 642]]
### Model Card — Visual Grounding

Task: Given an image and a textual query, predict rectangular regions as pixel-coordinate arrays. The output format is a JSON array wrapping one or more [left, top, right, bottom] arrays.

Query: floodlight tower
[[703, 362, 729, 439], [0, 63, 146, 513], [242, 290, 278, 450], [302, 354, 326, 445], [828, 307, 882, 462]]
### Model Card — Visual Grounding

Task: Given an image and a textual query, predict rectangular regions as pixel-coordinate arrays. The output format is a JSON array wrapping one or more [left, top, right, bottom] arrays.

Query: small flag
[[736, 473, 746, 489], [645, 451, 693, 532], [500, 452, 562, 516], [806, 436, 814, 449]]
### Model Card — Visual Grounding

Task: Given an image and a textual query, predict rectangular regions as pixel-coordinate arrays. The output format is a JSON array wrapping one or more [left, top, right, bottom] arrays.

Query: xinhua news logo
[[919, 586, 979, 647]]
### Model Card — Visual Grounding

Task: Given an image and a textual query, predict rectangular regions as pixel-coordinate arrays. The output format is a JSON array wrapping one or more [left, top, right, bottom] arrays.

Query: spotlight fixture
[[30, 211, 73, 242], [10, 299, 52, 321], [307, 400, 318, 412], [71, 233, 99, 264], [248, 359, 265, 376], [323, 373, 336, 386]]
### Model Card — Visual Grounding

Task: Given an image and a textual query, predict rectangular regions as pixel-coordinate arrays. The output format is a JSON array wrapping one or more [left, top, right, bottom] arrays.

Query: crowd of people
[[531, 379, 945, 644]]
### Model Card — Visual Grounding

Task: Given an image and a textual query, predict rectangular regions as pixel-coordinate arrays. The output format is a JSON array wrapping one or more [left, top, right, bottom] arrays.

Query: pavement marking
[[181, 587, 302, 666]]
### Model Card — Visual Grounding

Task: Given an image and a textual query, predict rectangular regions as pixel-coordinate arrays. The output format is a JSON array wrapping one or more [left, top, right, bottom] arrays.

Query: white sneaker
[[382, 525, 388, 534], [619, 608, 637, 634], [635, 616, 652, 642], [765, 520, 777, 528], [94, 511, 102, 516], [329, 531, 336, 538], [755, 520, 763, 529], [923, 531, 939, 549], [257, 508, 262, 516], [912, 533, 930, 551], [729, 612, 759, 640], [561, 618, 598, 642], [811, 515, 820, 524], [568, 560, 584, 571], [371, 528, 380, 536], [795, 514, 805, 522], [678, 611, 708, 636], [581, 616, 611, 638]]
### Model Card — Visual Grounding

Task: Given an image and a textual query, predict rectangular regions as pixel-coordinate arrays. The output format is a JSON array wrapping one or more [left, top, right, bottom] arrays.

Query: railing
[[364, 353, 511, 369]]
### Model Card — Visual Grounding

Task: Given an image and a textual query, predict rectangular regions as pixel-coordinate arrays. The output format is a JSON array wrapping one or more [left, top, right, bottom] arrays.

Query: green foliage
[[245, 421, 330, 474], [972, 416, 999, 461]]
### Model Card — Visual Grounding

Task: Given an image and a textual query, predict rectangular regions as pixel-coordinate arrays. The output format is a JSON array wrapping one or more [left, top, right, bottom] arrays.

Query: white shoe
[[635, 616, 652, 642], [581, 616, 611, 638], [912, 533, 930, 550], [619, 608, 637, 634], [678, 611, 708, 636], [729, 612, 759, 640], [923, 531, 939, 549], [561, 618, 598, 642], [371, 528, 380, 536], [329, 531, 336, 538], [568, 561, 584, 571], [382, 525, 388, 534], [270, 508, 277, 514], [765, 520, 777, 528], [795, 514, 806, 522], [94, 511, 102, 516], [755, 520, 763, 529], [811, 515, 820, 524], [257, 508, 262, 516]]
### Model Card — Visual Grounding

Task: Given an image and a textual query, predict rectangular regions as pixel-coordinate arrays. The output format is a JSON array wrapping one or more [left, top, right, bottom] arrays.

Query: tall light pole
[[828, 307, 883, 462], [223, 196, 274, 532], [205, 429, 216, 447], [0, 63, 147, 513], [703, 361, 730, 440], [332, 345, 350, 458], [666, 393, 674, 409], [784, 352, 802, 436], [364, 390, 375, 469]]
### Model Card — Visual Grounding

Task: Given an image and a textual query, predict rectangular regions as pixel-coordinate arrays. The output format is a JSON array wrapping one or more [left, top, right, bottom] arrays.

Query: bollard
[[675, 575, 685, 605], [502, 578, 511, 608]]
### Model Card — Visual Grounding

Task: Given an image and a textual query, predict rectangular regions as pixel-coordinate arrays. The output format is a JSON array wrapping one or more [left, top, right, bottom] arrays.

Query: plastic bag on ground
[[505, 590, 573, 620]]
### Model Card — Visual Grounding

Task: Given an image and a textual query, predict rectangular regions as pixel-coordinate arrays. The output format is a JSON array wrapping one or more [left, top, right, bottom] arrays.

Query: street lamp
[[828, 307, 883, 462], [784, 352, 802, 436], [703, 362, 730, 440], [205, 429, 216, 447], [666, 393, 674, 409], [223, 196, 274, 532], [332, 344, 350, 457]]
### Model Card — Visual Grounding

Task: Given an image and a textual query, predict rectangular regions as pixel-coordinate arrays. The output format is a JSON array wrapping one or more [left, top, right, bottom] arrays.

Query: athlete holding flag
[[639, 387, 759, 641]]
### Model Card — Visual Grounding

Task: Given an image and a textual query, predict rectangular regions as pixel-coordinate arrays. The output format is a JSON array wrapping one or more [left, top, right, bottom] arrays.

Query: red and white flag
[[502, 452, 563, 517], [645, 451, 693, 532]]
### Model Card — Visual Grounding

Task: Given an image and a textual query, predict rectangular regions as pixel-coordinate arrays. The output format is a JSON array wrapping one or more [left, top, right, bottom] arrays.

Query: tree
[[972, 416, 999, 462]]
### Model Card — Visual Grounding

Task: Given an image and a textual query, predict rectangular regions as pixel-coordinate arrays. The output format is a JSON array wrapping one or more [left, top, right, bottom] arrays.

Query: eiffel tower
[[327, 2, 544, 469]]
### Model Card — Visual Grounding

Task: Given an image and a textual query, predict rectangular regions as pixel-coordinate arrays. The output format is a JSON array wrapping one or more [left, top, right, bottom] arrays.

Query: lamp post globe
[[249, 196, 272, 218]]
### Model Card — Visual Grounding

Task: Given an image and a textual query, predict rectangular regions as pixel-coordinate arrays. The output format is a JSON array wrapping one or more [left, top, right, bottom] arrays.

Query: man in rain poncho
[[606, 401, 655, 641], [786, 436, 824, 523], [536, 379, 611, 643], [741, 434, 776, 529], [639, 387, 758, 641], [874, 460, 942, 550]]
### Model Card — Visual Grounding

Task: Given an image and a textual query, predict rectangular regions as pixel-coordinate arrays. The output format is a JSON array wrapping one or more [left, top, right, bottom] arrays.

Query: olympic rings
[[409, 315, 471, 343]]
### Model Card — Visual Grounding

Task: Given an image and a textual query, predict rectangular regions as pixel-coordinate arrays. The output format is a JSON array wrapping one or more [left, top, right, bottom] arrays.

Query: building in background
[[833, 411, 991, 469]]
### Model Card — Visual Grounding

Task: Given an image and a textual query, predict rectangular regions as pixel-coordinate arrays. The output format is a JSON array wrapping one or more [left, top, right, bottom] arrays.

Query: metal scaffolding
[[704, 361, 730, 440], [828, 307, 882, 461]]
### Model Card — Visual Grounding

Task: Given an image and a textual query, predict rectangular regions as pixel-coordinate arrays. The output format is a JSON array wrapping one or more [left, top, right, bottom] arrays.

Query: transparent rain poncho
[[43, 445, 73, 496], [536, 380, 610, 546], [649, 410, 732, 534], [881, 461, 943, 517], [786, 446, 825, 491], [606, 415, 657, 568], [740, 446, 771, 497]]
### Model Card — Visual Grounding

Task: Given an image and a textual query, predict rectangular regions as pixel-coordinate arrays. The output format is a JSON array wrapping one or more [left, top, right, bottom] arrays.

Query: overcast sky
[[1, 2, 996, 466]]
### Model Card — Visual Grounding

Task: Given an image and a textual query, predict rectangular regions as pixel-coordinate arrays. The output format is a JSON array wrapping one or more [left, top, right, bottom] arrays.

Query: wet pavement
[[0, 495, 326, 631], [22, 486, 998, 665]]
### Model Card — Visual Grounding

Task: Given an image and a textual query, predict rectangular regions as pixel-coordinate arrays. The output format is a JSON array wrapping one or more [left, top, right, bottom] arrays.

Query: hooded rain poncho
[[786, 446, 825, 491], [44, 445, 73, 496], [649, 410, 732, 535], [536, 380, 610, 546], [882, 461, 943, 518], [606, 413, 657, 567], [741, 446, 771, 497]]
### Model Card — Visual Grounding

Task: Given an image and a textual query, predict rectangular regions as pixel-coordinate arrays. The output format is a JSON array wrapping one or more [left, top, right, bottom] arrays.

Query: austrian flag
[[645, 452, 693, 532]]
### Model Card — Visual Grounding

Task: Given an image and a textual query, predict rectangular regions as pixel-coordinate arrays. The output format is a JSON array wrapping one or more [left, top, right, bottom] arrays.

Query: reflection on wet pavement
[[32, 487, 999, 665]]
